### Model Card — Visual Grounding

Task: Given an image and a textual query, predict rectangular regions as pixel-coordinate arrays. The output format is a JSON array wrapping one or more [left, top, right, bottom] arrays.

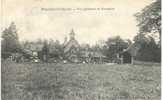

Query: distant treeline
[[1, 22, 161, 63]]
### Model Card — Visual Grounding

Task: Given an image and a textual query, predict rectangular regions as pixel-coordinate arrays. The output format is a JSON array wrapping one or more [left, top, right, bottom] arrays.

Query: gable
[[125, 43, 141, 57]]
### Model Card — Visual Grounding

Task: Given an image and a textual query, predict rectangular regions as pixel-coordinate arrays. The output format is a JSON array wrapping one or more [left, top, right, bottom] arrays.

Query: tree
[[133, 33, 150, 44], [135, 0, 161, 42], [1, 22, 21, 59], [41, 40, 49, 62], [104, 36, 130, 60], [49, 40, 64, 60], [135, 36, 161, 62], [80, 43, 90, 51]]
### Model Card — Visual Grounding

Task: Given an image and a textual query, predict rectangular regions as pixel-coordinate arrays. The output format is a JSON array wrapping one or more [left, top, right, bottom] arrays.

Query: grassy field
[[2, 62, 161, 100]]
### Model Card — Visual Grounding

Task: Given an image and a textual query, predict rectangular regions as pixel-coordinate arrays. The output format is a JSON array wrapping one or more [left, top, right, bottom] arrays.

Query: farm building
[[90, 51, 107, 63], [80, 50, 107, 63], [119, 43, 141, 64]]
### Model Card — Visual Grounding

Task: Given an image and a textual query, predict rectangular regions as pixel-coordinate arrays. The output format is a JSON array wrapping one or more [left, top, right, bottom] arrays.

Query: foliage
[[1, 22, 21, 58], [135, 0, 161, 41], [135, 36, 161, 62], [41, 40, 49, 62], [80, 43, 91, 51], [104, 36, 130, 60], [49, 40, 64, 59], [42, 40, 49, 54], [134, 0, 161, 62]]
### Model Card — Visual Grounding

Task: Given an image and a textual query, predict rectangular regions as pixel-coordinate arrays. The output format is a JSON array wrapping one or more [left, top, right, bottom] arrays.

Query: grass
[[2, 61, 161, 100]]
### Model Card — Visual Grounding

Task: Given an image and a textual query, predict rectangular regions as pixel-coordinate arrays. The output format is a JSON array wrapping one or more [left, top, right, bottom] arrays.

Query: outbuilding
[[119, 43, 141, 64]]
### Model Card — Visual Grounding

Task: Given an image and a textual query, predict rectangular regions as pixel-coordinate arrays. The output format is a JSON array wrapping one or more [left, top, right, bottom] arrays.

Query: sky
[[1, 0, 153, 45]]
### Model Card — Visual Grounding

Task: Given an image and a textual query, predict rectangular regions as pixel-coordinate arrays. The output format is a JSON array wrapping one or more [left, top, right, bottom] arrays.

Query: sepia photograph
[[1, 0, 161, 100]]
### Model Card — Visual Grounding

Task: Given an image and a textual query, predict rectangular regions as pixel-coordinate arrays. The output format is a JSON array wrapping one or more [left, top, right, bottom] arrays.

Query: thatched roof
[[123, 43, 141, 57]]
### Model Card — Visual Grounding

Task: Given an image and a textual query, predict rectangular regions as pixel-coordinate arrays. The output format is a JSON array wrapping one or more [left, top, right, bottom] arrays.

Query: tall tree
[[135, 36, 161, 62], [135, 0, 161, 42], [42, 40, 49, 62], [1, 22, 21, 58]]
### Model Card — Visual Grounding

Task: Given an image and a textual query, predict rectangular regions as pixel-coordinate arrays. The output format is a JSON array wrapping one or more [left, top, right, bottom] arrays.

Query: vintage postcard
[[1, 0, 161, 100]]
